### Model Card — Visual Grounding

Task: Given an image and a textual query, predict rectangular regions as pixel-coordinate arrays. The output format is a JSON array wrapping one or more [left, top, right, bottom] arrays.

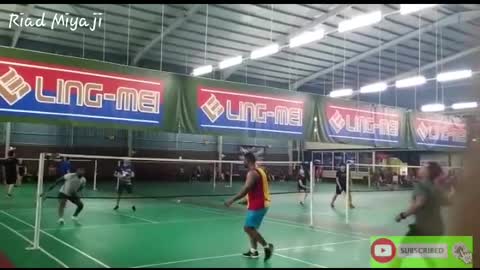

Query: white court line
[[0, 211, 111, 268], [131, 238, 366, 268], [131, 253, 239, 268], [274, 253, 327, 268], [91, 205, 242, 226], [171, 202, 368, 239], [0, 222, 69, 268], [108, 211, 157, 224], [276, 238, 367, 251], [16, 216, 242, 233]]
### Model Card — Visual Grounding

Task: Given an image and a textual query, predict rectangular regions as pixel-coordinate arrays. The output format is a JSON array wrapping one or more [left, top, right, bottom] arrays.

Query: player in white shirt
[[44, 168, 87, 225]]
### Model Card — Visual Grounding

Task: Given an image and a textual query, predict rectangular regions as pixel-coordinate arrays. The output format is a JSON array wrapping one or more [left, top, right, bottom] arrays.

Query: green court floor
[[0, 182, 415, 268]]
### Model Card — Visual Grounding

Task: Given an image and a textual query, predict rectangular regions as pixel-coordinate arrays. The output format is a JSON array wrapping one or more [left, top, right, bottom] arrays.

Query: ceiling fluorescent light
[[360, 82, 388, 94], [192, 65, 213, 77], [395, 75, 426, 88], [219, 56, 243, 70], [421, 103, 445, 112], [250, 44, 280, 60], [289, 29, 325, 48], [451, 102, 478, 110], [329, 88, 353, 98], [338, 11, 382, 33], [436, 69, 472, 82], [400, 4, 438, 15]]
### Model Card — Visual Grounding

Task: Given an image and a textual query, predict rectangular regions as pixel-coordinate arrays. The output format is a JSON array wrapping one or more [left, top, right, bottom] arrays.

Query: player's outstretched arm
[[42, 176, 65, 195], [225, 171, 257, 207], [395, 195, 426, 222]]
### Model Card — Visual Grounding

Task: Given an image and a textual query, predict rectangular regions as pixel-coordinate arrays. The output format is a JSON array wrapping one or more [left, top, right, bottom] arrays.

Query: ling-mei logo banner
[[198, 87, 304, 135], [0, 57, 163, 126], [414, 113, 466, 149], [325, 102, 402, 146]]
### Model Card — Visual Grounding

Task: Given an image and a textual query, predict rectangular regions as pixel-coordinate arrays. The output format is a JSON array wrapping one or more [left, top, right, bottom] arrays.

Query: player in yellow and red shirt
[[225, 152, 274, 261]]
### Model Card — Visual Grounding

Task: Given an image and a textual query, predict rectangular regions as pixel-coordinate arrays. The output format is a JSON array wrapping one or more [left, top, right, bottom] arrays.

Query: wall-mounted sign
[[0, 57, 164, 126]]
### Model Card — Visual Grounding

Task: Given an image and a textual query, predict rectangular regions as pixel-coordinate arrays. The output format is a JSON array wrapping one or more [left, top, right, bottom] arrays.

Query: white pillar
[[296, 140, 301, 162], [309, 161, 314, 227], [70, 125, 74, 147], [372, 151, 376, 170], [288, 140, 293, 175], [217, 136, 223, 175], [127, 129, 133, 157], [346, 163, 351, 225], [213, 162, 216, 189], [93, 160, 98, 191], [4, 122, 11, 157], [229, 163, 233, 187], [116, 160, 121, 190]]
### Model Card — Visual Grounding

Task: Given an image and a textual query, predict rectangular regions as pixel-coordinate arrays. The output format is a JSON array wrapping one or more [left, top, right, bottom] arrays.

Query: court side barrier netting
[[29, 152, 315, 250], [344, 163, 462, 224]]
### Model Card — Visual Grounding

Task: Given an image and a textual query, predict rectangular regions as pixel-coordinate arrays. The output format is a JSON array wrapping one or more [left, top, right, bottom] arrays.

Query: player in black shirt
[[330, 163, 355, 209], [1, 149, 19, 198]]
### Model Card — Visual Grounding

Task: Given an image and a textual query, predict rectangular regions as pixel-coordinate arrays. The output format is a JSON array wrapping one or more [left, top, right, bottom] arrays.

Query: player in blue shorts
[[225, 153, 274, 261]]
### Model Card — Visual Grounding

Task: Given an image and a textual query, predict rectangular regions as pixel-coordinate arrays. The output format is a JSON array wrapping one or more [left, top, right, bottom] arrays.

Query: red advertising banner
[[197, 86, 305, 135], [0, 57, 164, 126], [412, 112, 467, 149], [322, 100, 405, 147]]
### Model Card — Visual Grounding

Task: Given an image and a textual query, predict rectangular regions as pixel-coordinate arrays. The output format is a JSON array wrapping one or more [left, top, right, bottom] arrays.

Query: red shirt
[[247, 167, 271, 210]]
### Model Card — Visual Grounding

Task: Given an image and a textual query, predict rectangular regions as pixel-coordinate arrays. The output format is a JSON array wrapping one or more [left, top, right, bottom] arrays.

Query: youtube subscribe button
[[371, 238, 397, 263]]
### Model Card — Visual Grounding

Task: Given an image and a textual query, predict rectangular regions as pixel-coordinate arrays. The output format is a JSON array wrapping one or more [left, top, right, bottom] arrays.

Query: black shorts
[[118, 183, 133, 194], [5, 176, 16, 185], [58, 192, 82, 205], [335, 182, 347, 195]]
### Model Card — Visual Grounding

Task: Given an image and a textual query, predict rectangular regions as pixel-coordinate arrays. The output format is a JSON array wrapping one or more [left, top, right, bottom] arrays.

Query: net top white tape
[[50, 153, 307, 165], [21, 158, 94, 162], [349, 163, 462, 170]]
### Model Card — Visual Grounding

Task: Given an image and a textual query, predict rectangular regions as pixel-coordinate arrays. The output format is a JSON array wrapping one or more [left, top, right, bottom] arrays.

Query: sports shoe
[[299, 201, 304, 206], [71, 216, 79, 221], [264, 243, 274, 261], [349, 204, 355, 209], [242, 250, 259, 258], [58, 218, 65, 225], [132, 206, 136, 212], [113, 205, 119, 211], [6, 193, 12, 198]]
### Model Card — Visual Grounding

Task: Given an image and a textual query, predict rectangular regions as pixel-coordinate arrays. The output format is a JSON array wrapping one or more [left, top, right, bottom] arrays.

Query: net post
[[29, 152, 45, 250], [93, 159, 98, 191], [346, 163, 350, 225], [309, 161, 314, 227]]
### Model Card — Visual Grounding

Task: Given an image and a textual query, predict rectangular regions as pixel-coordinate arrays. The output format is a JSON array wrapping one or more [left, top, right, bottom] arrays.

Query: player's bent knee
[[244, 226, 255, 233]]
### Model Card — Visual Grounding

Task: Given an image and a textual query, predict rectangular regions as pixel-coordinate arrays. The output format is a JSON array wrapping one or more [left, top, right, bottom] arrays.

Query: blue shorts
[[245, 208, 268, 229]]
